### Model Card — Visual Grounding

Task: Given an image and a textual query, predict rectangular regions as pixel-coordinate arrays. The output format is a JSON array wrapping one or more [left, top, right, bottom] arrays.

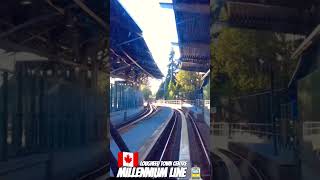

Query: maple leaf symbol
[[124, 154, 132, 163]]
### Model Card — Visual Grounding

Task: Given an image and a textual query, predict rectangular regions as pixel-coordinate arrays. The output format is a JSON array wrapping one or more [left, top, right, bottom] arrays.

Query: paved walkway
[[177, 109, 191, 179], [110, 107, 173, 159]]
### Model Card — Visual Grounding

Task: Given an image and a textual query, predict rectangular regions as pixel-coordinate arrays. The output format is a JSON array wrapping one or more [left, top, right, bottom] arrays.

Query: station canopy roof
[[224, 0, 320, 34], [0, 0, 108, 71], [173, 0, 210, 73], [110, 0, 163, 83]]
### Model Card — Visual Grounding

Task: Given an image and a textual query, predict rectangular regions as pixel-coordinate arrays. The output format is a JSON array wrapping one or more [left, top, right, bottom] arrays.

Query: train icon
[[191, 166, 201, 179]]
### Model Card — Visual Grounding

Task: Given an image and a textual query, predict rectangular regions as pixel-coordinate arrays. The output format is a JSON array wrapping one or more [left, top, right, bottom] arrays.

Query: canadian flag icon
[[118, 151, 139, 167]]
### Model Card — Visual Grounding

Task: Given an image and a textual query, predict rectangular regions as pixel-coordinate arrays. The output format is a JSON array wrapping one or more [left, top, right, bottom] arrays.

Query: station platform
[[110, 106, 173, 160], [177, 109, 191, 177], [211, 132, 267, 150], [182, 103, 210, 127], [110, 106, 144, 126], [229, 142, 295, 163]]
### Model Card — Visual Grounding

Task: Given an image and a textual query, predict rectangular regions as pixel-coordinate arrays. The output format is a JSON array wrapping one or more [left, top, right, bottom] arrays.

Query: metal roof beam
[[0, 39, 49, 57], [73, 0, 107, 29], [0, 13, 59, 39], [173, 3, 210, 14], [121, 49, 157, 79]]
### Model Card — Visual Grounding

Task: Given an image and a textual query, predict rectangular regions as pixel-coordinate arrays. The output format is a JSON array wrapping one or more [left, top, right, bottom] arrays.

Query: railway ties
[[144, 110, 181, 161], [212, 148, 268, 180], [112, 104, 267, 180], [186, 112, 211, 180], [111, 106, 212, 179], [143, 108, 212, 179]]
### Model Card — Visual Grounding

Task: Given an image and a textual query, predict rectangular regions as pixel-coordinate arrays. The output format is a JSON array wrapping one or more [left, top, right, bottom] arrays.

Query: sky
[[118, 0, 180, 94]]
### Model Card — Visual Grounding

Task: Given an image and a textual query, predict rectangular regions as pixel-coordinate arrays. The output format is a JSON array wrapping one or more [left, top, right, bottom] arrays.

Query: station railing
[[303, 122, 320, 136], [212, 122, 279, 137], [155, 99, 210, 107]]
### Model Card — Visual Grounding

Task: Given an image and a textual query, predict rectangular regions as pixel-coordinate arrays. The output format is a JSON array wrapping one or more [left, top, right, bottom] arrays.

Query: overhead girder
[[164, 2, 210, 14], [173, 1, 210, 73], [224, 0, 319, 34], [0, 0, 107, 73]]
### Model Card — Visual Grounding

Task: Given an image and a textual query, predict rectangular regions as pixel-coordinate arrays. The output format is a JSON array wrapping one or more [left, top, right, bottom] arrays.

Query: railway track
[[187, 113, 211, 180], [211, 152, 229, 180], [144, 110, 181, 161], [144, 109, 212, 179], [217, 149, 267, 180], [116, 104, 158, 131]]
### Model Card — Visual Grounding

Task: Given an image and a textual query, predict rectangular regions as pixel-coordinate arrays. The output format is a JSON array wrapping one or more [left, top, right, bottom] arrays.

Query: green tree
[[203, 81, 210, 100], [156, 81, 165, 99], [211, 28, 301, 96], [175, 70, 202, 100], [141, 86, 152, 101], [163, 48, 178, 99], [167, 80, 177, 100]]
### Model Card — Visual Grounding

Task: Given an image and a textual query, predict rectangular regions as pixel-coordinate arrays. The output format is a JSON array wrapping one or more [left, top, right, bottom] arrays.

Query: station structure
[[173, 0, 210, 73], [110, 0, 211, 179], [211, 1, 320, 180], [0, 1, 108, 180], [110, 0, 163, 113]]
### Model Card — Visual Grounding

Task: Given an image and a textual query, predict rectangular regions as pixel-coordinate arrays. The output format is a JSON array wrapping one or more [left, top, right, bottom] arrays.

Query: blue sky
[[118, 0, 180, 94]]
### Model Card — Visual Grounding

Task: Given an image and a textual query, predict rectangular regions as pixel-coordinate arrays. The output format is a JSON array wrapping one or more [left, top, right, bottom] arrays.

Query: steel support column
[[15, 65, 23, 152], [0, 72, 8, 160]]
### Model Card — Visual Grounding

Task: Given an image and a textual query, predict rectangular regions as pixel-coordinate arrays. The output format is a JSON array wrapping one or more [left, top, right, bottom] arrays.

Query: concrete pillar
[[39, 73, 46, 150], [29, 71, 36, 151], [15, 65, 23, 152], [0, 72, 8, 161]]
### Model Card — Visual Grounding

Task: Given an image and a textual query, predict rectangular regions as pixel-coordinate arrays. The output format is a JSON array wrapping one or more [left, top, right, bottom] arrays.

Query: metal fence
[[212, 89, 298, 149], [212, 122, 279, 137], [156, 99, 210, 107], [303, 122, 320, 136], [110, 81, 143, 112], [0, 62, 108, 161]]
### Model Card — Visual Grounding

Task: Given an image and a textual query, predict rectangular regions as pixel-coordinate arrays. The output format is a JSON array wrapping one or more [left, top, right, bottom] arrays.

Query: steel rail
[[188, 114, 211, 166], [159, 112, 178, 161], [219, 149, 264, 180], [117, 104, 156, 131]]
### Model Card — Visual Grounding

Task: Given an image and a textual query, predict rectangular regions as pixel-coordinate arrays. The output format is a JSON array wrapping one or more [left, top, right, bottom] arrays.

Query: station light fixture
[[47, 69, 53, 76], [87, 70, 92, 78], [66, 70, 70, 78], [20, 0, 32, 5]]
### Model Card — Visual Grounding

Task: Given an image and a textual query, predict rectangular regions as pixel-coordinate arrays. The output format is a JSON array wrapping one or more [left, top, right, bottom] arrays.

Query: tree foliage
[[156, 48, 179, 100], [175, 70, 202, 99], [156, 70, 203, 100], [156, 81, 165, 99], [211, 28, 302, 96], [203, 80, 210, 100], [141, 85, 152, 101], [167, 80, 176, 100]]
